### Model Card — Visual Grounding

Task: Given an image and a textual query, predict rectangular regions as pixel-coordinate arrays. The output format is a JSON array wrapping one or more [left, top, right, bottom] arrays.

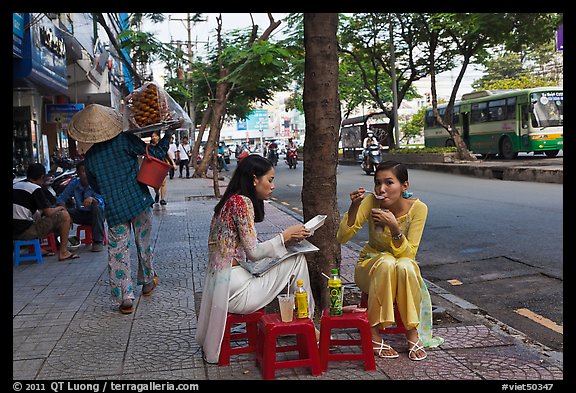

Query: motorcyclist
[[217, 141, 229, 171], [362, 131, 376, 165], [286, 138, 298, 168], [267, 140, 279, 166]]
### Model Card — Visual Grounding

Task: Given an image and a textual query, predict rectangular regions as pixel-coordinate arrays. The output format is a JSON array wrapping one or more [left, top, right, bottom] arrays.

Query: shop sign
[[13, 13, 25, 58], [246, 109, 269, 131], [13, 13, 68, 94], [46, 103, 84, 123]]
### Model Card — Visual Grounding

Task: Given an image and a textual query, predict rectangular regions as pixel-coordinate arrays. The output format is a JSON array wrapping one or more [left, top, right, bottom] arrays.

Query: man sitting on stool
[[13, 163, 78, 261], [56, 160, 106, 252]]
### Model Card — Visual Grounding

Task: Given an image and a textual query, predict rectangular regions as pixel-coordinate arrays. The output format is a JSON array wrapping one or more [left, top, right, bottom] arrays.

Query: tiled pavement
[[13, 175, 563, 384]]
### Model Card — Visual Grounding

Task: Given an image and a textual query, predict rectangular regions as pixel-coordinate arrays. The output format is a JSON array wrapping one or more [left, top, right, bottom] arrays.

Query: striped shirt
[[84, 131, 172, 227], [13, 179, 51, 236]]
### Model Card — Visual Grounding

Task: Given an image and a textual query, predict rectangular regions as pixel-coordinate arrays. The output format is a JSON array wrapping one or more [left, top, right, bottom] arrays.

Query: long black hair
[[214, 154, 273, 222]]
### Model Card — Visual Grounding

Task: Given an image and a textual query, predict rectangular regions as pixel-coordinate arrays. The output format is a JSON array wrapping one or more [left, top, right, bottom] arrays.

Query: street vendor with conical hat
[[68, 103, 183, 314]]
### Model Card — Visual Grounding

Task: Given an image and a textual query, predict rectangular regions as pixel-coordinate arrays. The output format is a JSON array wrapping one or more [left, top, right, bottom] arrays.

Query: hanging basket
[[137, 145, 171, 189]]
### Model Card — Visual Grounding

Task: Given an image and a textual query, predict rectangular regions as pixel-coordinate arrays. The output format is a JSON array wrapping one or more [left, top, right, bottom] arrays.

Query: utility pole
[[169, 13, 206, 140], [390, 21, 400, 149], [185, 13, 195, 141]]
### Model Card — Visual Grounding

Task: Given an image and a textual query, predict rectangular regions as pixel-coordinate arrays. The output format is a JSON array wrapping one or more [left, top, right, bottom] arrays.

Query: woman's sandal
[[372, 339, 399, 359], [407, 339, 427, 361], [142, 275, 158, 296], [119, 299, 134, 314]]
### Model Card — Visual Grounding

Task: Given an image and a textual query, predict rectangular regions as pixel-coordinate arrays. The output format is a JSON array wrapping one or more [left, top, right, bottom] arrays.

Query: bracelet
[[391, 232, 403, 241]]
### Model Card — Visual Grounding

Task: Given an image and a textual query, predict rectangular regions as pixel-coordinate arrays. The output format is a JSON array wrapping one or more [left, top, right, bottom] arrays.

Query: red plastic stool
[[76, 225, 107, 245], [218, 308, 265, 366], [360, 293, 406, 334], [318, 308, 376, 371], [256, 314, 322, 380], [39, 233, 57, 254]]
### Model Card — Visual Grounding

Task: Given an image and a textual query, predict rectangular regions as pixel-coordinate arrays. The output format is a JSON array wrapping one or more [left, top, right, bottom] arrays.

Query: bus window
[[488, 99, 506, 121], [453, 105, 460, 124], [471, 102, 488, 123], [531, 92, 563, 127]]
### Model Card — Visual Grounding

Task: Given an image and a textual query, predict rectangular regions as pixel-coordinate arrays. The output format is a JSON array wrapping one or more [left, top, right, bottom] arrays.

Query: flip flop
[[142, 275, 158, 296], [59, 253, 80, 261]]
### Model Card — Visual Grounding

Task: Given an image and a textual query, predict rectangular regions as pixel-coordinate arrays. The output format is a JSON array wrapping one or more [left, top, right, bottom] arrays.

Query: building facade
[[13, 13, 130, 177]]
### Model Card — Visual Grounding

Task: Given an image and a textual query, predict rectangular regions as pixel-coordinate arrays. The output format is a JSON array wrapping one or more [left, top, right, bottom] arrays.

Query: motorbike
[[237, 147, 250, 162], [286, 147, 298, 169], [361, 143, 382, 175], [47, 168, 77, 197], [217, 152, 228, 171], [267, 147, 279, 166]]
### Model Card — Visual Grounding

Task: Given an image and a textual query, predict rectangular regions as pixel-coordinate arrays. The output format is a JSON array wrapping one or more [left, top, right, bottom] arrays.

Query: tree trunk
[[194, 77, 230, 178], [302, 13, 342, 313], [450, 127, 477, 161], [190, 107, 212, 171]]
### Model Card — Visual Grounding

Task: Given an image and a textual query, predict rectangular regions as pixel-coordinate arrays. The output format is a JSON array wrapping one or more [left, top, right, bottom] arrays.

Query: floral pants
[[107, 208, 155, 306]]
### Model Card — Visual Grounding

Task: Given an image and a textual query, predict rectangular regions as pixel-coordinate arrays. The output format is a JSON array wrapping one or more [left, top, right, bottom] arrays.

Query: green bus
[[424, 87, 563, 159]]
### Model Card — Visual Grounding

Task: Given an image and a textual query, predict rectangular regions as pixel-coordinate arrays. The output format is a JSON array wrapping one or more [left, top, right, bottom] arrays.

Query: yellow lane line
[[514, 308, 563, 335]]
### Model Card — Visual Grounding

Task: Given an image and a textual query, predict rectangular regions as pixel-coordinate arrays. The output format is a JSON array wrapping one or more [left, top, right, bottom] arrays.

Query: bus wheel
[[445, 139, 456, 147], [499, 137, 517, 160], [544, 150, 559, 157]]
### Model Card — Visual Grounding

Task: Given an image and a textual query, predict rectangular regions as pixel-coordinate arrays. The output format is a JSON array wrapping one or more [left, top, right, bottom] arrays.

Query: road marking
[[281, 201, 290, 206], [514, 308, 563, 335]]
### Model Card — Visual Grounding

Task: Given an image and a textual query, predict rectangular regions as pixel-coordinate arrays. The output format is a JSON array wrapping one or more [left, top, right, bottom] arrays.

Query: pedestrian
[[13, 163, 79, 261], [149, 130, 174, 206], [67, 103, 182, 314], [55, 160, 106, 252], [167, 135, 178, 180], [337, 160, 443, 361], [177, 135, 191, 178], [195, 154, 316, 364]]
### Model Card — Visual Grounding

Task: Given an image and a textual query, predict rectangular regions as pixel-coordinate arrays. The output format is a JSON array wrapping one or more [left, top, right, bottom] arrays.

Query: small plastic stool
[[360, 293, 406, 334], [39, 233, 57, 254], [76, 225, 107, 245], [218, 308, 265, 366], [13, 239, 43, 267], [318, 308, 376, 371], [256, 313, 322, 380]]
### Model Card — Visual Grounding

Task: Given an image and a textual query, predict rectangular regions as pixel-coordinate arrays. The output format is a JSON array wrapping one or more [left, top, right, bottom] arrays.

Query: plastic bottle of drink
[[294, 279, 309, 319], [328, 268, 343, 316]]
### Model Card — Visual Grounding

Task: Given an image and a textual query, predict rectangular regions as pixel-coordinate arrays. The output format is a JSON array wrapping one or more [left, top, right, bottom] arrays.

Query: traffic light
[[425, 92, 431, 104]]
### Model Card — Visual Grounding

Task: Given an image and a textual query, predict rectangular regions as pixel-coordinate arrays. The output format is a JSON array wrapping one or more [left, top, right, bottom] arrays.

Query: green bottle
[[328, 268, 343, 316]]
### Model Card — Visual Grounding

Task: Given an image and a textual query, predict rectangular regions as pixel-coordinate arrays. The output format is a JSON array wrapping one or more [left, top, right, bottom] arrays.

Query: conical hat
[[68, 104, 123, 143]]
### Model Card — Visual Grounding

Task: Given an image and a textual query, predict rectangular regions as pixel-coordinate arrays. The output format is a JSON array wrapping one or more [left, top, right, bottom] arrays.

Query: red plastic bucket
[[137, 145, 171, 189]]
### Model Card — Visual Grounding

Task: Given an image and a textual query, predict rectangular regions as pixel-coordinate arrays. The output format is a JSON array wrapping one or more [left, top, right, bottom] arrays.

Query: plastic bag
[[123, 81, 192, 132]]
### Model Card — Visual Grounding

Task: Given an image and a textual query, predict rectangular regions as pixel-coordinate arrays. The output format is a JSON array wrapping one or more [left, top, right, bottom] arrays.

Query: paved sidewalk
[[13, 173, 563, 384]]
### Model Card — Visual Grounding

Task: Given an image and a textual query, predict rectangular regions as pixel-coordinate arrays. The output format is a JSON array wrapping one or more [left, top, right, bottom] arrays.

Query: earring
[[402, 190, 413, 199]]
